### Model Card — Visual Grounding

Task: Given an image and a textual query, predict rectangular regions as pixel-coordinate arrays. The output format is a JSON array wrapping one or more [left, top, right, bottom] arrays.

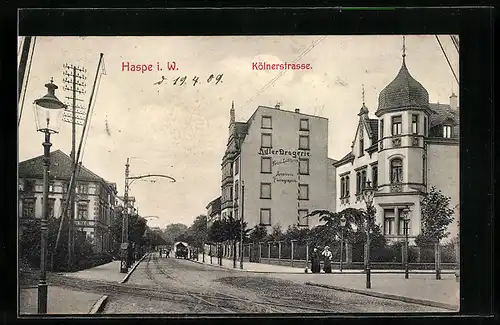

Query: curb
[[188, 259, 307, 274], [88, 295, 108, 314], [119, 254, 148, 284], [305, 282, 458, 311]]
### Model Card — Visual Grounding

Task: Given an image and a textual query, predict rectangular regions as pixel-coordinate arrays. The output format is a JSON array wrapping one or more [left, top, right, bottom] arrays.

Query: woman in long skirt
[[322, 246, 333, 273], [311, 247, 321, 273]]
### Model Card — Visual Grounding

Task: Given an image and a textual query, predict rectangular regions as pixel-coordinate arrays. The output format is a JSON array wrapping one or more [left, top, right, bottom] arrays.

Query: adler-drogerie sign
[[258, 148, 310, 158]]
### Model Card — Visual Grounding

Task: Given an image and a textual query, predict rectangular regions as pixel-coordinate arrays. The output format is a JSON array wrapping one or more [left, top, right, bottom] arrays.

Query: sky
[[18, 35, 459, 228]]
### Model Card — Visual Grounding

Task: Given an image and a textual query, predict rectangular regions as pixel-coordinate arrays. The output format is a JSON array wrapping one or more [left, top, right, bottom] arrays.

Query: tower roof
[[377, 37, 429, 114]]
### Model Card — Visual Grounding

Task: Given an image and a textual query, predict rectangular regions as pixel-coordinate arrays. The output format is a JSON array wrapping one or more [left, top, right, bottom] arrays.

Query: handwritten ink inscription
[[154, 74, 224, 86], [122, 61, 178, 73]]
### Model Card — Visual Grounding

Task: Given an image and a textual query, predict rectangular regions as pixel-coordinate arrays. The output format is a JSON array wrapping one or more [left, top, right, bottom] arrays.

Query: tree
[[306, 207, 386, 250], [162, 223, 188, 246], [248, 224, 268, 243], [415, 186, 455, 246], [208, 219, 225, 244], [186, 215, 208, 249], [264, 224, 284, 242], [283, 225, 310, 245]]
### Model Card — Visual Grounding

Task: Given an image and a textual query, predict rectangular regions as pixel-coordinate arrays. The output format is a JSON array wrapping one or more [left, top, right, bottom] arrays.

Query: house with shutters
[[18, 150, 118, 253], [334, 49, 460, 244]]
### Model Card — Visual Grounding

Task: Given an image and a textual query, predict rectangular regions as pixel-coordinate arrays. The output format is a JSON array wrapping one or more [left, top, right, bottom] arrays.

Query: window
[[362, 170, 367, 190], [356, 172, 361, 194], [229, 186, 233, 200], [299, 159, 309, 175], [391, 116, 402, 135], [299, 135, 310, 150], [359, 138, 364, 156], [345, 176, 350, 196], [412, 114, 419, 134], [380, 120, 384, 139], [77, 202, 89, 220], [424, 116, 428, 136], [299, 184, 309, 200], [44, 198, 55, 218], [48, 181, 55, 192], [261, 157, 272, 174], [234, 157, 239, 175], [340, 177, 345, 198], [260, 183, 271, 199], [300, 119, 309, 131], [77, 183, 89, 194], [399, 214, 411, 236], [443, 125, 452, 138], [62, 182, 69, 193], [24, 180, 35, 193], [234, 181, 239, 199], [260, 208, 271, 225], [261, 116, 272, 129], [261, 133, 272, 148], [234, 209, 239, 220], [22, 199, 35, 218], [390, 158, 403, 183], [60, 199, 70, 217], [372, 166, 378, 188], [384, 210, 395, 235], [298, 209, 309, 226]]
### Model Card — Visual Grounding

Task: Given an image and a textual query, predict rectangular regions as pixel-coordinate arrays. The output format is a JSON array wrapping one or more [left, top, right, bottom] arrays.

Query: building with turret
[[334, 44, 460, 243]]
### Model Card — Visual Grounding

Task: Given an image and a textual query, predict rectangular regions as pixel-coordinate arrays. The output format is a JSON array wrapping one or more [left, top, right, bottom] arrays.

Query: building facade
[[206, 196, 222, 228], [221, 102, 336, 231], [18, 150, 118, 253], [334, 52, 459, 244]]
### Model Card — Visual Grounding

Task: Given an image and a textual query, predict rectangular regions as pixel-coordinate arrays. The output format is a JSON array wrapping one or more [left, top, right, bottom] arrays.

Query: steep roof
[[19, 150, 110, 184], [366, 118, 379, 142], [429, 103, 459, 127], [377, 58, 430, 113]]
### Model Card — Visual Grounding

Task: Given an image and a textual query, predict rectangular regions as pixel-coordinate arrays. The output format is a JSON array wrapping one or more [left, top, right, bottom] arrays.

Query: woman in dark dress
[[311, 247, 321, 273], [322, 246, 333, 274]]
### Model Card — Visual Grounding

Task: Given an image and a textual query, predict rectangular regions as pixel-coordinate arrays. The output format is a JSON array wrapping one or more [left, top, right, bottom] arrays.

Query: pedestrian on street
[[322, 246, 333, 274], [311, 247, 321, 273]]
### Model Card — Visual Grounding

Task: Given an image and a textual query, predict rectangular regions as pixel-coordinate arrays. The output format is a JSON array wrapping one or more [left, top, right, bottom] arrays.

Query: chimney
[[294, 108, 300, 113], [275, 102, 281, 110], [449, 92, 458, 110]]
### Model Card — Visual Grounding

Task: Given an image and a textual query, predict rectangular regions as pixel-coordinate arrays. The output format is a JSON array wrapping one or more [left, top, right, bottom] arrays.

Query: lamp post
[[33, 79, 67, 314], [340, 216, 346, 272], [362, 180, 375, 289], [402, 205, 411, 279]]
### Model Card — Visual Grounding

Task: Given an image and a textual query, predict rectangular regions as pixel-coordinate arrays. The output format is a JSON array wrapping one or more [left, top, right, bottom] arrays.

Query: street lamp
[[402, 205, 411, 279], [362, 180, 375, 289], [340, 216, 347, 272], [33, 79, 67, 314]]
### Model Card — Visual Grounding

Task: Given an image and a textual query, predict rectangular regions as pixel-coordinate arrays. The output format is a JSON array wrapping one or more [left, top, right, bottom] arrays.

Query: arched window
[[390, 158, 403, 183]]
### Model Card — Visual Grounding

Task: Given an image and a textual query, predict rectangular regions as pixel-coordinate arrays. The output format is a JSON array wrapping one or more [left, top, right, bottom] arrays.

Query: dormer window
[[443, 125, 452, 138]]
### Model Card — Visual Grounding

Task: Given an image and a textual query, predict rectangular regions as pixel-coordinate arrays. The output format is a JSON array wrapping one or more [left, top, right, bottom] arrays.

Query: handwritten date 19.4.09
[[154, 74, 223, 86]]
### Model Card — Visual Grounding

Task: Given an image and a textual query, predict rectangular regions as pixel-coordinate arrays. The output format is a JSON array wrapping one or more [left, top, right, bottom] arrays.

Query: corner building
[[334, 51, 459, 243], [221, 103, 336, 231]]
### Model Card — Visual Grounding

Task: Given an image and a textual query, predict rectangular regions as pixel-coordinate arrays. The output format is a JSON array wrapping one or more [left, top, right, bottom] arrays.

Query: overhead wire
[[435, 35, 459, 85]]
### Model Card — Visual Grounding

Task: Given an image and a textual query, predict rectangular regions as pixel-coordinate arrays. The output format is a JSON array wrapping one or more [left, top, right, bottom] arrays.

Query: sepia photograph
[[18, 34, 460, 315]]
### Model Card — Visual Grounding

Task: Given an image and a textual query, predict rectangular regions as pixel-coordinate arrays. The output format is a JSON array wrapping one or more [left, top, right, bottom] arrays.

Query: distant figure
[[322, 246, 333, 274], [311, 247, 321, 274], [166, 249, 170, 258]]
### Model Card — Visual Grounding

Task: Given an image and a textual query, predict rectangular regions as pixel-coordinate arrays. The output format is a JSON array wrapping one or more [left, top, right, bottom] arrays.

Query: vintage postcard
[[18, 35, 460, 315]]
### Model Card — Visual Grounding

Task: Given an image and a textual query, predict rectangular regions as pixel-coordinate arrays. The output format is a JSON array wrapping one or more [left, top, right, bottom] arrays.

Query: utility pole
[[62, 64, 87, 270], [120, 158, 130, 273], [18, 36, 32, 103]]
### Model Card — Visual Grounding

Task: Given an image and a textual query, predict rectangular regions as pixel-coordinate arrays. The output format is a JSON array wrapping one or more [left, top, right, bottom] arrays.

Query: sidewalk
[[19, 286, 103, 315], [61, 256, 146, 283], [194, 254, 459, 310]]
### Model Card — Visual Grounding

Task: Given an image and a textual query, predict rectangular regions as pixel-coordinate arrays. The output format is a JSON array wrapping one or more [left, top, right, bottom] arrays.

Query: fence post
[[435, 242, 441, 280], [455, 240, 460, 282], [291, 240, 295, 267], [305, 244, 309, 273], [258, 242, 262, 263], [346, 243, 352, 264], [278, 241, 282, 260], [268, 243, 271, 262]]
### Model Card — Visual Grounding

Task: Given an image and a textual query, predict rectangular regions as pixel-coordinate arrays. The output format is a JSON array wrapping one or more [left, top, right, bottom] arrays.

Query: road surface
[[98, 252, 446, 314]]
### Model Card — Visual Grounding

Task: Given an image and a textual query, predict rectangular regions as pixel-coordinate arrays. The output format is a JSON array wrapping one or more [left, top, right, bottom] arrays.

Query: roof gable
[[429, 103, 459, 127], [19, 150, 105, 183]]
